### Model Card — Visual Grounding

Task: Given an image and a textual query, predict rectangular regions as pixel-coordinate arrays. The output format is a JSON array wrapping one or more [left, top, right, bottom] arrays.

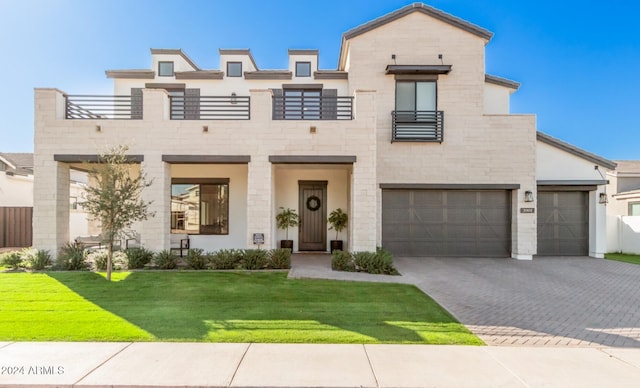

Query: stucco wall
[[0, 172, 33, 207]]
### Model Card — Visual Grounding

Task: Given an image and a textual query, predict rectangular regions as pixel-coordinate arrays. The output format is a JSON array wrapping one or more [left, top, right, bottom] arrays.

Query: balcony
[[65, 95, 140, 120], [272, 95, 353, 120], [170, 95, 250, 120], [391, 110, 444, 142]]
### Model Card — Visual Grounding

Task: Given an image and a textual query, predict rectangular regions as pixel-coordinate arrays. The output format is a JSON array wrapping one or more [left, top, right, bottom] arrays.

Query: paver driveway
[[394, 257, 640, 347]]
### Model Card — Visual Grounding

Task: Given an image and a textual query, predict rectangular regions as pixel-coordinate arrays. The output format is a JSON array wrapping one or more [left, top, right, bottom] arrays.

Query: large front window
[[171, 179, 229, 235]]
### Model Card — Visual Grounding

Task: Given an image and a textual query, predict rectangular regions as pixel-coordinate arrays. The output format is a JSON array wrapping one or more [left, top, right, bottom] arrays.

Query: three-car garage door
[[537, 191, 589, 256], [382, 190, 512, 257]]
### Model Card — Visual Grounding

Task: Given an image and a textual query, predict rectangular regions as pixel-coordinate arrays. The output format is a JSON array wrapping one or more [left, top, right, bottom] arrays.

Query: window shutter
[[321, 89, 337, 120], [131, 88, 143, 119], [185, 88, 200, 120], [272, 89, 284, 119]]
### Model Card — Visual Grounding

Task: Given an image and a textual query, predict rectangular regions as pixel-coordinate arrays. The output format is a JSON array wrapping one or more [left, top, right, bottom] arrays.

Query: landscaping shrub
[[154, 250, 178, 270], [56, 242, 88, 271], [268, 248, 291, 269], [242, 249, 269, 270], [26, 249, 52, 270], [331, 250, 355, 272], [332, 248, 398, 275], [185, 248, 207, 270], [125, 247, 154, 269], [209, 249, 242, 270], [1, 251, 23, 270], [353, 248, 398, 275]]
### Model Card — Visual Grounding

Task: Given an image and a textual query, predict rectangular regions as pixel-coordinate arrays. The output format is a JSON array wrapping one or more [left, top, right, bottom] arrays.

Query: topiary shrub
[[56, 242, 88, 271], [209, 249, 243, 270], [124, 247, 154, 269], [1, 251, 23, 270], [154, 249, 178, 270], [27, 249, 52, 270], [331, 250, 355, 272], [242, 249, 268, 270], [185, 248, 207, 270], [268, 248, 291, 269]]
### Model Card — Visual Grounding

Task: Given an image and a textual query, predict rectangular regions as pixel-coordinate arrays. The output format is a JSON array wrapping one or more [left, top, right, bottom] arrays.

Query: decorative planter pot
[[330, 240, 343, 253], [280, 240, 294, 250]]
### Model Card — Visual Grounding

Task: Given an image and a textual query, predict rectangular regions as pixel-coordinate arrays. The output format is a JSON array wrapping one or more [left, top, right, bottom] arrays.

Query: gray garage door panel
[[537, 191, 588, 256], [382, 190, 512, 257]]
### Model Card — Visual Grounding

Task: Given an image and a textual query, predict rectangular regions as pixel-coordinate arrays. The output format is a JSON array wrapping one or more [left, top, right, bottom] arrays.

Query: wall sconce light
[[524, 190, 534, 202], [202, 125, 208, 132], [599, 192, 608, 204], [231, 92, 237, 105], [310, 125, 317, 133], [96, 125, 101, 132]]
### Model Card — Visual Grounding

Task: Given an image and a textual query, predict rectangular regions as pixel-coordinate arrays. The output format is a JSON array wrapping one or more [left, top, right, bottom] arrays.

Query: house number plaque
[[520, 208, 535, 214]]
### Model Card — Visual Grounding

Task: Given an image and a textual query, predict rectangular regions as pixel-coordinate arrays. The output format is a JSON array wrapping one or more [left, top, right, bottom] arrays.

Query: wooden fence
[[0, 207, 33, 248]]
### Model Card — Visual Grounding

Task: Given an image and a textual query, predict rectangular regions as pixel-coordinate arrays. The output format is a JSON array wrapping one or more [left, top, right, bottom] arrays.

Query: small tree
[[82, 145, 154, 281], [275, 207, 299, 240], [328, 208, 348, 240]]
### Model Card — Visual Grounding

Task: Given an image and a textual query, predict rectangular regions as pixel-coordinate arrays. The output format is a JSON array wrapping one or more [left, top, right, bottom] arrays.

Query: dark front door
[[298, 181, 327, 251]]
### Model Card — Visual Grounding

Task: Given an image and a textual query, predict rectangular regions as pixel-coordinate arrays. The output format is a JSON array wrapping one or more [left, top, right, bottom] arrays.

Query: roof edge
[[537, 132, 617, 170], [150, 48, 200, 71], [485, 74, 520, 90]]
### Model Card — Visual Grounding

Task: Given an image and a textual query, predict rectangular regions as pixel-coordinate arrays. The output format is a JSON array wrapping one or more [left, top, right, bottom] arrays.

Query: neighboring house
[[0, 152, 89, 248], [33, 3, 615, 259], [606, 161, 640, 254]]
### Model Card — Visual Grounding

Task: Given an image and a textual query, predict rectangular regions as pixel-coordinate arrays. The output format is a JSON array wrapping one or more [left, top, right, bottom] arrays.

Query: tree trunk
[[106, 242, 113, 281]]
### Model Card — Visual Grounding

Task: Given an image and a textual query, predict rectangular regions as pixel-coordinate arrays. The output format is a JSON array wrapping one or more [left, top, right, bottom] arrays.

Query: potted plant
[[276, 207, 299, 250], [328, 208, 348, 252]]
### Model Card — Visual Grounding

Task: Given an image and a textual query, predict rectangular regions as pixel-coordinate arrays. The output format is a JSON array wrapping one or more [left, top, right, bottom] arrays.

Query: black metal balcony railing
[[65, 95, 140, 119], [170, 95, 250, 120], [272, 96, 353, 120], [391, 110, 444, 142]]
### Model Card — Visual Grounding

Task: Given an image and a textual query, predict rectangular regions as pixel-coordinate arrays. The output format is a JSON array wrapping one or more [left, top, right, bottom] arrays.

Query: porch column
[[247, 156, 273, 249], [140, 155, 171, 251], [33, 160, 70, 259], [350, 90, 377, 252], [590, 188, 607, 258]]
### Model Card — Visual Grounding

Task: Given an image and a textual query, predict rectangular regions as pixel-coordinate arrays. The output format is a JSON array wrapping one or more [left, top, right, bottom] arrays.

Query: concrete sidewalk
[[1, 341, 640, 387]]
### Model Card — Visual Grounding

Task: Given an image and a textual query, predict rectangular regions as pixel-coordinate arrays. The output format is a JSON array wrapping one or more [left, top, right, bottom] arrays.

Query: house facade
[[606, 161, 640, 254], [33, 3, 614, 259]]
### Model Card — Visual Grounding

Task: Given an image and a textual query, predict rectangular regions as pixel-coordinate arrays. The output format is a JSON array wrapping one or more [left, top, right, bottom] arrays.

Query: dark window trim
[[158, 61, 174, 77], [295, 61, 312, 77], [171, 178, 230, 184], [227, 61, 243, 77], [629, 201, 640, 216], [379, 183, 520, 190]]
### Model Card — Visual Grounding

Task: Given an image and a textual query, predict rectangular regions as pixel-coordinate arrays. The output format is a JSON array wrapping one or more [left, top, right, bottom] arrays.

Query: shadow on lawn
[[46, 271, 450, 343]]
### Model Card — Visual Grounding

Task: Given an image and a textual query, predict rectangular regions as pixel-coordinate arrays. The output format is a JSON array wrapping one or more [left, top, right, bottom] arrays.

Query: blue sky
[[1, 0, 638, 160]]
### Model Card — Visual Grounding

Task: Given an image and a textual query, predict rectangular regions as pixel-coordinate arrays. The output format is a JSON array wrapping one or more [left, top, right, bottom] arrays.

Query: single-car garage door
[[537, 191, 588, 256], [382, 190, 512, 257]]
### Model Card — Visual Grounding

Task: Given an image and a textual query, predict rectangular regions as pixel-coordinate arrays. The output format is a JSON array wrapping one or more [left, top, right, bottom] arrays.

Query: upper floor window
[[158, 61, 174, 77], [0, 161, 6, 171], [629, 202, 640, 216], [396, 81, 436, 111], [392, 80, 443, 142], [284, 89, 320, 119], [227, 62, 242, 77], [295, 62, 311, 77]]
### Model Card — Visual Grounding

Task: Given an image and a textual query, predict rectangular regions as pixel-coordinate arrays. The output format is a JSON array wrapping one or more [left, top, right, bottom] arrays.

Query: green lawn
[[605, 253, 640, 265], [0, 271, 482, 345]]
